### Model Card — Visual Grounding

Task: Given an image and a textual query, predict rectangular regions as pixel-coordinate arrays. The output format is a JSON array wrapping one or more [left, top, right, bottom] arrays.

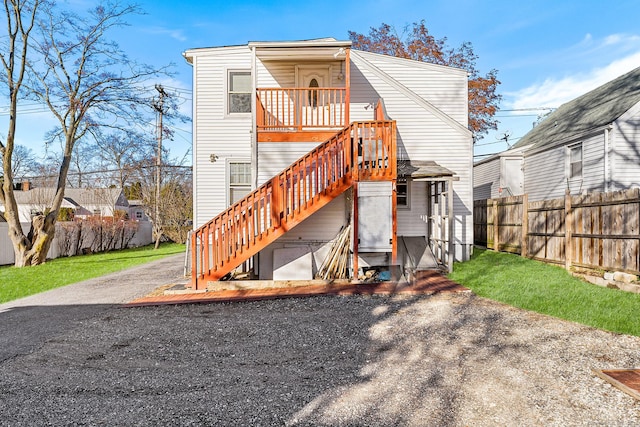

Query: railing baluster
[[257, 88, 346, 130]]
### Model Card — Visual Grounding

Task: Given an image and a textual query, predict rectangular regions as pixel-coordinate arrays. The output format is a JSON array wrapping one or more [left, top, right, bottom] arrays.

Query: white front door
[[296, 65, 332, 128]]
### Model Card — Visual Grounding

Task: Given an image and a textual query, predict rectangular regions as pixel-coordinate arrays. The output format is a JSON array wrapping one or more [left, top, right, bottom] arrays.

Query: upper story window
[[228, 71, 251, 114], [568, 143, 582, 179]]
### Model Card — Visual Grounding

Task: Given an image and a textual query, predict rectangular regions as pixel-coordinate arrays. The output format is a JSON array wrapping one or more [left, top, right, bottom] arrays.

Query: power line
[[21, 163, 192, 181]]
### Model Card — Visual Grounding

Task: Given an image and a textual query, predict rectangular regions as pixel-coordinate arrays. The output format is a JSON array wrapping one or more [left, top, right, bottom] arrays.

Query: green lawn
[[0, 243, 185, 304], [449, 248, 640, 336]]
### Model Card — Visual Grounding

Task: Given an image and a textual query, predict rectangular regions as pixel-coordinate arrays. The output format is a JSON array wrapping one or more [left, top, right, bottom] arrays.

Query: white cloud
[[144, 27, 188, 42], [508, 50, 640, 110]]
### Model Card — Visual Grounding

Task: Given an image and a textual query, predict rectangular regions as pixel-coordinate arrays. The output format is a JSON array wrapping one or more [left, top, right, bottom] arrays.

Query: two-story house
[[184, 38, 473, 289]]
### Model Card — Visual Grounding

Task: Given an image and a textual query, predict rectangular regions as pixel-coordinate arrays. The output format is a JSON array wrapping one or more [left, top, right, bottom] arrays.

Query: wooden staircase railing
[[190, 120, 396, 289]]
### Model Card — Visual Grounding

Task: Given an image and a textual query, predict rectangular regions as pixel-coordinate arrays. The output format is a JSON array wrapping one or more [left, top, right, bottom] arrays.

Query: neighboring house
[[475, 66, 640, 202], [473, 144, 529, 200], [127, 199, 150, 221], [2, 187, 130, 222], [184, 38, 474, 286]]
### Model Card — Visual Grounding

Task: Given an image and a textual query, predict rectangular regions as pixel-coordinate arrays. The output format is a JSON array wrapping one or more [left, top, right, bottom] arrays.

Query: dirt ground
[[1, 287, 639, 426]]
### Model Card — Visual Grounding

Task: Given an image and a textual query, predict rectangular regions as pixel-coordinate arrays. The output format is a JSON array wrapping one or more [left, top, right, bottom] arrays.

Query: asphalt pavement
[[0, 253, 186, 362]]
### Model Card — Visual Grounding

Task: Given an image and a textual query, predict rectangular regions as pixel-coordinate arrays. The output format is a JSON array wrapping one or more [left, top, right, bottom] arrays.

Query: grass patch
[[0, 243, 185, 304], [449, 248, 640, 336]]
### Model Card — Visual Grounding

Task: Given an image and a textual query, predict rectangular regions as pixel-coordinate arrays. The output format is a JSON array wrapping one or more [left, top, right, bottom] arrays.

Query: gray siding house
[[474, 66, 640, 201]]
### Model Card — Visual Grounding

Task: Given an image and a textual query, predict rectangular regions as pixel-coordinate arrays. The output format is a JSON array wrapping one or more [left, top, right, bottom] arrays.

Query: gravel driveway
[[1, 280, 639, 426]]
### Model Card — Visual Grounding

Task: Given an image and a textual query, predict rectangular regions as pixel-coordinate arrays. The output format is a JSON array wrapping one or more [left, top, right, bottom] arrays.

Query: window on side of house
[[568, 143, 582, 179], [396, 177, 410, 208], [228, 71, 251, 114], [228, 161, 251, 205]]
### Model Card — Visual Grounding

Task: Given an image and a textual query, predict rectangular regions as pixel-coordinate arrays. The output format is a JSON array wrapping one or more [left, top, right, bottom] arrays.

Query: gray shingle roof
[[512, 66, 640, 151], [12, 188, 127, 207]]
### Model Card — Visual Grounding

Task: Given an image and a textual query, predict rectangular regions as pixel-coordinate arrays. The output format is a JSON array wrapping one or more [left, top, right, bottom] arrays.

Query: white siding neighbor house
[[184, 38, 474, 288], [473, 144, 529, 200], [475, 66, 640, 202], [2, 186, 130, 222]]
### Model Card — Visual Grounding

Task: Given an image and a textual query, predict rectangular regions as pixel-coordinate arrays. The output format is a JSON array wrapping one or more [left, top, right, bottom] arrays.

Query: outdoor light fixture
[[210, 153, 218, 163]]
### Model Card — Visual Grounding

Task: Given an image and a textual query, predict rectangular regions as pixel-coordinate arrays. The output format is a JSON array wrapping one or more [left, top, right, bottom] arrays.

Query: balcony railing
[[257, 87, 347, 131]]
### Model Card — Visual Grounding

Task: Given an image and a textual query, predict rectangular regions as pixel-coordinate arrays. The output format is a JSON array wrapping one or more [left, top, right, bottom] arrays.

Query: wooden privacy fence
[[474, 189, 640, 275]]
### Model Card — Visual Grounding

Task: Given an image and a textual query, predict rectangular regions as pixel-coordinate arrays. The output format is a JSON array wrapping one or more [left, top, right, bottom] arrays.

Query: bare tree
[[0, 0, 42, 266], [10, 144, 38, 180], [0, 0, 167, 266], [130, 149, 192, 245], [95, 130, 149, 188]]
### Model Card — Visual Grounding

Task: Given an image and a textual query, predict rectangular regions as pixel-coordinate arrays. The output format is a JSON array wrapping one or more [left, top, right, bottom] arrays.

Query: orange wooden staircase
[[190, 120, 396, 290]]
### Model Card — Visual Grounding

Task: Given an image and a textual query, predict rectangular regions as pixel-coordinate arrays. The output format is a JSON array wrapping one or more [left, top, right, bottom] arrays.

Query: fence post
[[492, 199, 499, 252], [521, 194, 528, 258], [564, 190, 573, 271]]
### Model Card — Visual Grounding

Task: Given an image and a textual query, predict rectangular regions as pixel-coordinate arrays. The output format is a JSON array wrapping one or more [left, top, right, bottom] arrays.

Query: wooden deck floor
[[594, 369, 640, 400], [124, 270, 468, 308]]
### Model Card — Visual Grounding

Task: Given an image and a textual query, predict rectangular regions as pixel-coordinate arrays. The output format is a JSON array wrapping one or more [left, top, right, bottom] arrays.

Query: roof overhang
[[398, 160, 458, 181], [249, 38, 351, 61]]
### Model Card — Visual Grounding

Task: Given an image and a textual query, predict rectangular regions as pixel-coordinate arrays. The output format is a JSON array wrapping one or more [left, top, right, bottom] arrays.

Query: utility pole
[[152, 84, 168, 249]]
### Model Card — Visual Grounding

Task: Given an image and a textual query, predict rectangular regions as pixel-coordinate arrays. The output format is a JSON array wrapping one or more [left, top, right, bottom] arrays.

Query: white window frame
[[396, 176, 411, 209], [227, 159, 252, 206], [567, 142, 583, 180], [225, 69, 252, 117]]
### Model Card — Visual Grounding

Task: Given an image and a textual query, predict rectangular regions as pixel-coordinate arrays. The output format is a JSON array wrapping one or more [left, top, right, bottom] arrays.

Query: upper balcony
[[256, 87, 348, 142], [251, 39, 352, 143]]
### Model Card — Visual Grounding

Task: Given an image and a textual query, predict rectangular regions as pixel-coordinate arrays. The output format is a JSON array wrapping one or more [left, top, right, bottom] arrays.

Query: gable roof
[[512, 66, 640, 151], [350, 50, 471, 138]]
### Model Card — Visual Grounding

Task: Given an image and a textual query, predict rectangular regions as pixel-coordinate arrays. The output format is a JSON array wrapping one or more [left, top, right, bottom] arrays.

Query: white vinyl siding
[[351, 51, 468, 124], [257, 142, 319, 185], [612, 104, 640, 190], [473, 157, 501, 200], [525, 147, 568, 202], [188, 46, 253, 227], [397, 180, 428, 237], [350, 51, 473, 260], [525, 133, 606, 201], [255, 60, 345, 89]]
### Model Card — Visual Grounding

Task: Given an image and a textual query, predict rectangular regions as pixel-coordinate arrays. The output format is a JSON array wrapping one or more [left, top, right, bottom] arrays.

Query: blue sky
[[11, 0, 640, 162]]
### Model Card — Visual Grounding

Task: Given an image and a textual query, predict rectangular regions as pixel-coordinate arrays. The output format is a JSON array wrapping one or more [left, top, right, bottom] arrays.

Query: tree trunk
[[11, 212, 57, 267], [153, 222, 162, 249]]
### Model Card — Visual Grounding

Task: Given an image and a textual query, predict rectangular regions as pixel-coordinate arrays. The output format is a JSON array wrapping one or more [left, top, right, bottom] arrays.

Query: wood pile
[[316, 225, 351, 280]]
